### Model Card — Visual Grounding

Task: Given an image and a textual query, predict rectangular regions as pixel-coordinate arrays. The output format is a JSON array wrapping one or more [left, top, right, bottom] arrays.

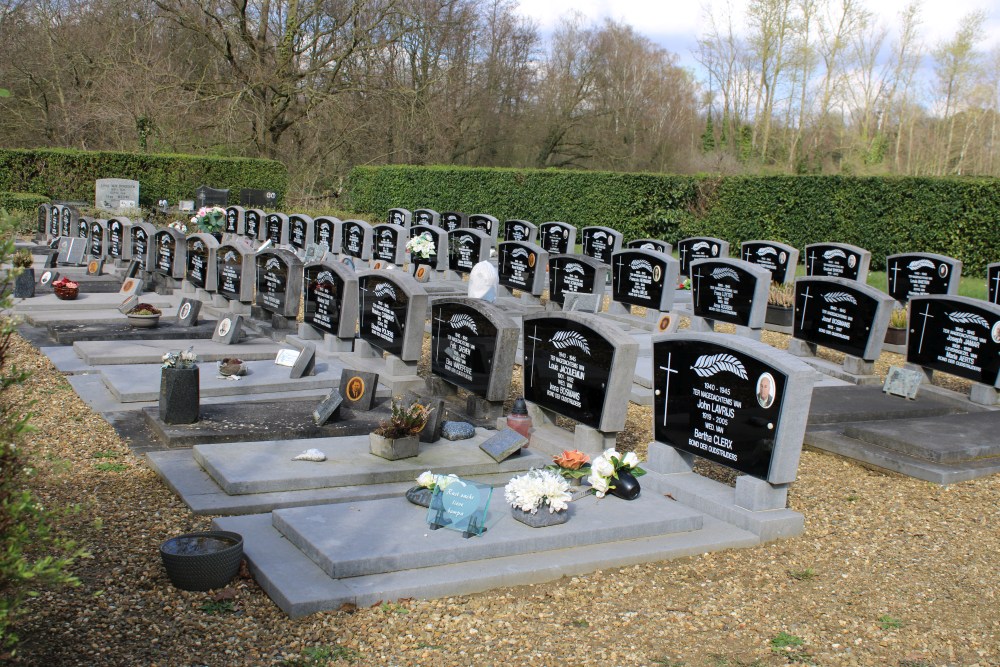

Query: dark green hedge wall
[[0, 148, 287, 208], [347, 166, 1000, 273], [0, 191, 48, 212]]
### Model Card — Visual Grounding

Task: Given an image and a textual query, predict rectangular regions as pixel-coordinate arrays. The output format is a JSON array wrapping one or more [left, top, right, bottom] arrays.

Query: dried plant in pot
[[370, 399, 433, 460], [126, 302, 162, 327], [765, 281, 795, 326], [885, 305, 908, 345]]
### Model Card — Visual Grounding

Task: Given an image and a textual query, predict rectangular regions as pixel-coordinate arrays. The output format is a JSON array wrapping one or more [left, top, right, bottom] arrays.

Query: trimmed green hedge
[[0, 148, 287, 208], [0, 191, 48, 212], [347, 166, 1000, 274]]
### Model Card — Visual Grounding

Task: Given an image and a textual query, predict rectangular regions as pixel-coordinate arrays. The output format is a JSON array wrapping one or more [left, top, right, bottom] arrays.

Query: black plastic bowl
[[159, 531, 244, 591]]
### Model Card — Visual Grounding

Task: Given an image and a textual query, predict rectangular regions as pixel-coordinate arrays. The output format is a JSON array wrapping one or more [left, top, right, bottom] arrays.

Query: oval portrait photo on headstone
[[217, 318, 231, 337], [939, 263, 949, 278], [992, 321, 1000, 344], [848, 255, 857, 268], [658, 315, 672, 332], [178, 303, 191, 320], [527, 253, 536, 267], [346, 376, 365, 402], [122, 278, 135, 292], [756, 372, 776, 409]]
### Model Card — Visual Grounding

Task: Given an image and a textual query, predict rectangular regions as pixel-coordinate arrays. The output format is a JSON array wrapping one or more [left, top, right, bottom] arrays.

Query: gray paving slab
[[13, 291, 177, 313], [273, 492, 703, 579], [844, 413, 1000, 464], [194, 432, 547, 494], [214, 510, 755, 618], [148, 449, 536, 515], [72, 337, 281, 365], [804, 428, 1000, 484], [46, 319, 217, 344], [100, 357, 343, 403], [806, 385, 967, 425], [25, 305, 181, 325], [41, 346, 93, 374]]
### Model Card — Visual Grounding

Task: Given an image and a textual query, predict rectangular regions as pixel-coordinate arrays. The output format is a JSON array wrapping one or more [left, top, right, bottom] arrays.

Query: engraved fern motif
[[317, 271, 334, 283], [224, 251, 236, 262], [265, 258, 281, 270], [756, 246, 777, 257], [640, 243, 655, 250], [459, 235, 474, 245], [551, 330, 591, 355], [907, 259, 936, 271], [511, 248, 528, 258], [823, 291, 858, 305], [823, 249, 847, 260], [630, 259, 653, 273], [711, 267, 740, 281], [692, 241, 710, 251], [449, 313, 479, 334], [947, 312, 989, 328], [374, 283, 397, 299], [691, 354, 748, 380], [592, 231, 607, 240], [565, 263, 585, 274]]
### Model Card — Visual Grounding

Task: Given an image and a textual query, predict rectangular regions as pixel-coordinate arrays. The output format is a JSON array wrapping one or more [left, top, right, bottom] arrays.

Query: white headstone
[[95, 178, 140, 213]]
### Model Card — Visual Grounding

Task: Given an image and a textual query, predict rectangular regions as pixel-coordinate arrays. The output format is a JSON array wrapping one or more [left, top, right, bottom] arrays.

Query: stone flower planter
[[370, 433, 419, 460], [127, 313, 161, 328], [511, 506, 569, 527], [884, 326, 907, 346], [765, 304, 794, 327]]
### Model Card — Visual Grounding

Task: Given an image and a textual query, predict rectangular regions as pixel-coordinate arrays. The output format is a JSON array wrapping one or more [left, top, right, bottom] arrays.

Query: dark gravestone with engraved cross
[[430, 298, 519, 401], [906, 295, 1000, 389], [303, 260, 359, 339], [357, 271, 428, 361], [372, 224, 406, 265], [448, 229, 492, 275], [580, 226, 623, 265], [538, 221, 576, 255], [548, 254, 609, 307], [243, 209, 264, 241], [497, 241, 548, 296], [803, 242, 870, 283], [677, 236, 729, 278], [503, 219, 537, 244], [255, 249, 303, 318], [740, 240, 798, 285], [885, 252, 962, 303], [314, 216, 341, 254], [185, 234, 219, 291], [690, 258, 771, 330], [341, 219, 374, 262], [216, 241, 255, 302], [792, 276, 894, 361], [610, 248, 679, 313], [152, 228, 187, 279]]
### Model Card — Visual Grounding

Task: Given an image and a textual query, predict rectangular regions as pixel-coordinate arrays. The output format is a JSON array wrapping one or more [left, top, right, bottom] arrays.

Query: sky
[[516, 0, 1000, 77]]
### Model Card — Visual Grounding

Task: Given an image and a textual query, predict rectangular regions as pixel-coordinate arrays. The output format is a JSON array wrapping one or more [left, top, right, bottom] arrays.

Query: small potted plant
[[546, 449, 591, 486], [406, 470, 459, 507], [370, 399, 433, 460], [885, 305, 908, 345], [51, 276, 80, 300], [587, 448, 647, 500], [12, 249, 35, 298], [765, 281, 795, 327], [126, 302, 162, 327], [504, 469, 572, 527], [160, 347, 199, 424]]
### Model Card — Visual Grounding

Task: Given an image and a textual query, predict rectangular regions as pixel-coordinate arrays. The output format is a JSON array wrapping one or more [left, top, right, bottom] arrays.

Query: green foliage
[[0, 148, 287, 209], [199, 600, 235, 615], [373, 399, 433, 439], [788, 567, 817, 581], [0, 231, 85, 656], [348, 167, 999, 273], [0, 192, 47, 214], [879, 614, 903, 629]]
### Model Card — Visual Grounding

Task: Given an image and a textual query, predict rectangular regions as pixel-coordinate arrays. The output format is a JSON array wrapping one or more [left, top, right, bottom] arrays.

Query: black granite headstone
[[341, 219, 373, 260], [244, 209, 263, 240], [107, 219, 126, 260], [794, 277, 885, 358], [906, 295, 1000, 387], [740, 240, 798, 284], [580, 226, 622, 265], [372, 224, 406, 264], [803, 243, 869, 282], [303, 262, 357, 338], [240, 188, 277, 207], [288, 214, 312, 252], [990, 263, 1000, 306], [610, 249, 678, 312], [626, 238, 671, 254], [130, 226, 151, 268], [886, 253, 962, 303], [497, 241, 547, 295], [88, 220, 105, 259], [314, 216, 340, 253], [256, 252, 291, 315], [153, 230, 182, 277], [448, 229, 491, 274], [538, 221, 576, 255], [264, 213, 288, 246], [503, 219, 536, 244], [548, 254, 608, 306], [677, 236, 729, 277], [690, 259, 768, 327], [412, 208, 439, 226], [430, 300, 513, 399], [388, 208, 411, 228], [216, 245, 249, 301], [224, 206, 244, 234], [196, 185, 229, 207], [467, 214, 499, 239], [76, 217, 89, 239], [440, 211, 465, 232], [358, 274, 410, 357], [186, 238, 211, 289], [177, 298, 202, 326]]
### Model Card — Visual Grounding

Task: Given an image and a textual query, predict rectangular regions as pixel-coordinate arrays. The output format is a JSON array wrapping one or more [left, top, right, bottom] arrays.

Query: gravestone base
[[343, 340, 426, 395], [465, 395, 503, 422], [181, 282, 196, 295], [969, 385, 999, 407], [734, 476, 788, 512], [297, 323, 323, 341], [323, 335, 355, 354], [842, 355, 875, 376], [211, 294, 229, 308], [524, 403, 618, 458], [788, 339, 882, 386], [271, 313, 296, 331], [647, 442, 695, 474], [229, 301, 252, 315], [688, 316, 761, 341]]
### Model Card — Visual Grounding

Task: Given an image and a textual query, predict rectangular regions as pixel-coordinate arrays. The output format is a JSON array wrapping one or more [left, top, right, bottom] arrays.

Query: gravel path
[[8, 331, 1000, 667]]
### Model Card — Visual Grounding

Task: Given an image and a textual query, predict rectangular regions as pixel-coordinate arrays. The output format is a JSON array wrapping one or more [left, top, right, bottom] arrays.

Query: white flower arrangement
[[168, 221, 188, 234], [161, 346, 198, 370], [504, 469, 572, 514], [405, 232, 436, 259], [416, 470, 458, 492], [586, 448, 646, 498], [190, 206, 226, 233]]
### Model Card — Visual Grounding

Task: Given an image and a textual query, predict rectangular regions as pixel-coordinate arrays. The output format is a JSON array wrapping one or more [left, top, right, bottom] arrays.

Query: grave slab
[[193, 431, 547, 495], [805, 385, 966, 425], [214, 511, 755, 618], [100, 357, 342, 403], [142, 399, 394, 447], [13, 291, 174, 313], [843, 412, 1000, 464], [46, 320, 218, 345], [273, 491, 702, 579], [72, 337, 282, 365]]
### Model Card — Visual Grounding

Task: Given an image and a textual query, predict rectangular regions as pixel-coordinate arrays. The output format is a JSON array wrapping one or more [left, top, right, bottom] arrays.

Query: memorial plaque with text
[[185, 236, 217, 290], [990, 263, 1000, 306], [314, 216, 341, 254], [88, 220, 106, 259], [37, 204, 48, 235], [244, 209, 263, 240], [47, 205, 60, 237], [255, 249, 302, 317], [95, 178, 140, 212], [497, 241, 547, 296], [740, 240, 798, 284], [358, 273, 427, 360], [793, 276, 893, 360], [580, 226, 623, 265], [387, 208, 411, 228], [130, 224, 154, 269], [886, 252, 962, 303], [107, 218, 128, 260], [341, 220, 374, 261], [677, 236, 729, 277], [503, 219, 537, 244], [548, 254, 608, 306], [431, 299, 519, 401], [448, 229, 491, 274], [153, 229, 186, 278], [610, 249, 679, 312], [265, 213, 289, 246], [538, 221, 576, 255], [523, 312, 638, 431], [440, 211, 465, 231], [57, 207, 71, 237], [196, 185, 229, 207], [372, 224, 406, 265], [691, 258, 770, 328], [907, 295, 1000, 387], [467, 214, 499, 242], [216, 244, 253, 302], [224, 206, 244, 235], [804, 242, 870, 282], [653, 335, 808, 482], [413, 208, 439, 226], [626, 238, 672, 254], [288, 214, 313, 252], [304, 261, 358, 338], [76, 217, 89, 239]]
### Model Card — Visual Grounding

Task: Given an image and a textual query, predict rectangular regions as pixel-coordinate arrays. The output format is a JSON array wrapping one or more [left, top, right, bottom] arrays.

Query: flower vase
[[511, 506, 569, 528], [609, 469, 641, 500], [159, 366, 200, 425]]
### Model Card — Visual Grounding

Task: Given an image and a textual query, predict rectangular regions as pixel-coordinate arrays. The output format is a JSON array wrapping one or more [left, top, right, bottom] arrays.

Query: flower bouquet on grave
[[190, 206, 226, 234], [678, 277, 691, 290], [405, 232, 436, 260], [51, 276, 79, 300], [406, 470, 459, 507], [587, 448, 646, 501], [546, 449, 591, 486], [167, 220, 188, 235], [505, 469, 572, 527], [161, 346, 197, 370]]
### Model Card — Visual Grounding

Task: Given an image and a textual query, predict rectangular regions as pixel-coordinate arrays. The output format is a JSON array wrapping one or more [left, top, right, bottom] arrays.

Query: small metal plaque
[[882, 366, 923, 400]]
